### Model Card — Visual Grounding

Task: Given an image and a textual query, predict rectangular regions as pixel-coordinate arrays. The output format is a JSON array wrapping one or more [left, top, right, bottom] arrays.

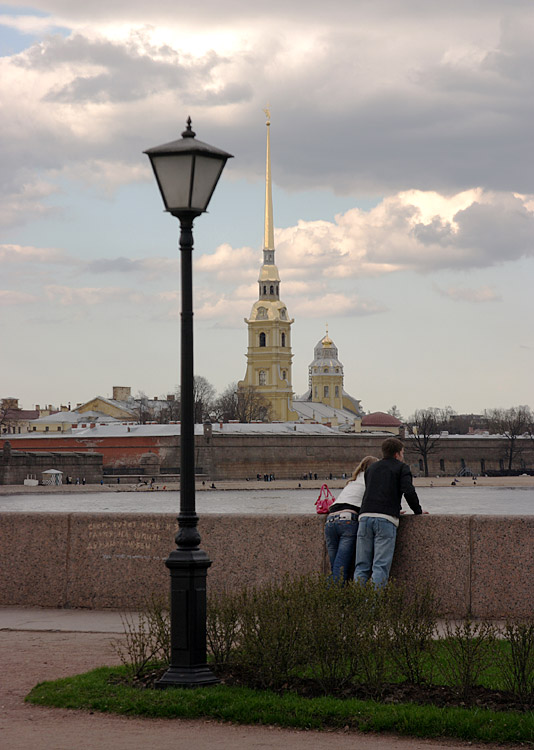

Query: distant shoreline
[[1, 474, 533, 496]]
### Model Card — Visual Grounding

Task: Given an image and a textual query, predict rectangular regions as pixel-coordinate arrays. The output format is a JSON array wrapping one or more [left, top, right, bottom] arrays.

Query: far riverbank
[[0, 474, 533, 496]]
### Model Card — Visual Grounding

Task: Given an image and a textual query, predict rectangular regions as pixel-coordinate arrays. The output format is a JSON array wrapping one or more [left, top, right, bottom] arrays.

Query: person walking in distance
[[324, 455, 378, 582], [354, 437, 427, 587]]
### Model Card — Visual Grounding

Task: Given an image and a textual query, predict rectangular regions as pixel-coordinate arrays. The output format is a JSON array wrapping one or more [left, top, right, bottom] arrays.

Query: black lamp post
[[144, 118, 232, 687]]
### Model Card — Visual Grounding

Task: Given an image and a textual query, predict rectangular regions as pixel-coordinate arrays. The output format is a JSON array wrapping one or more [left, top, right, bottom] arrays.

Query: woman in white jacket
[[324, 455, 378, 582]]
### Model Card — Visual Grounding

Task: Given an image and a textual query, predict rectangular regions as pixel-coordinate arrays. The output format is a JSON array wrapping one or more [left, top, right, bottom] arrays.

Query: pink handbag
[[315, 484, 336, 514]]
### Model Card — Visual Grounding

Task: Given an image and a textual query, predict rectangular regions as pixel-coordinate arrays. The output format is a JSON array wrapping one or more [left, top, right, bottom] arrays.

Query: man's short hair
[[382, 437, 404, 459]]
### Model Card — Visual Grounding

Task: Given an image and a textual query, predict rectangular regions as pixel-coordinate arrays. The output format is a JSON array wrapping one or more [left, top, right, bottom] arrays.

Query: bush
[[294, 575, 368, 692], [499, 621, 534, 705], [235, 577, 309, 689], [206, 588, 244, 668], [349, 582, 393, 693], [115, 577, 530, 712], [438, 618, 497, 701], [112, 595, 170, 680], [387, 581, 438, 685]]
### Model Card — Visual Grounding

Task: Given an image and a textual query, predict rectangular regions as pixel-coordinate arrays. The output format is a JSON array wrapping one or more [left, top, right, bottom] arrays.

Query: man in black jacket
[[354, 437, 425, 586]]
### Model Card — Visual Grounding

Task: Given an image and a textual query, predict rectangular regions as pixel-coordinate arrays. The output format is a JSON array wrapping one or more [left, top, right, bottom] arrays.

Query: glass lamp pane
[[151, 154, 193, 210], [191, 155, 226, 211]]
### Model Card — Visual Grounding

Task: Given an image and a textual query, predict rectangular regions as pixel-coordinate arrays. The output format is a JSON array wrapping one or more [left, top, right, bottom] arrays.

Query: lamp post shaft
[[155, 212, 218, 689], [177, 215, 200, 545]]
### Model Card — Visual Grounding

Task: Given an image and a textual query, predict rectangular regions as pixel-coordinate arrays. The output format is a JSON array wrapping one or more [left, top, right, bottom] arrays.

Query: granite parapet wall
[[1, 513, 532, 618]]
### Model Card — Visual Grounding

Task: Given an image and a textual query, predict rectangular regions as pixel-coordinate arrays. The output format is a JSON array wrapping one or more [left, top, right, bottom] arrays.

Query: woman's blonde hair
[[347, 455, 378, 484]]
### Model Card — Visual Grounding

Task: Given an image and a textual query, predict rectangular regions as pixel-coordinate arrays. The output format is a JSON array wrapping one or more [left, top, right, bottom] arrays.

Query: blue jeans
[[354, 516, 397, 587], [324, 515, 359, 582]]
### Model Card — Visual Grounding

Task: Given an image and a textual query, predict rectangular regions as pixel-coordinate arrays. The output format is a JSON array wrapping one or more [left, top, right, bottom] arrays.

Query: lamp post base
[[155, 664, 219, 688], [156, 546, 219, 689]]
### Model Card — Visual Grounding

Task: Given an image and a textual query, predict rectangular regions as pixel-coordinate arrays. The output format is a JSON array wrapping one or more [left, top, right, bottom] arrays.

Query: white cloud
[[273, 189, 534, 278], [44, 285, 145, 306], [435, 285, 502, 303], [0, 244, 70, 264], [0, 290, 38, 305], [291, 293, 385, 318], [0, 180, 60, 228], [56, 160, 149, 192], [2, 186, 527, 325], [195, 243, 257, 281], [86, 256, 179, 278]]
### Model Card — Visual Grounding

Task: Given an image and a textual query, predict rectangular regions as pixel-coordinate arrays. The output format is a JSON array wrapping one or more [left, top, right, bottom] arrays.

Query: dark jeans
[[324, 513, 359, 582]]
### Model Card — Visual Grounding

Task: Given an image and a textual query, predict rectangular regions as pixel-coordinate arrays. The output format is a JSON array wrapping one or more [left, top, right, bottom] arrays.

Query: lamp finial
[[182, 117, 196, 139]]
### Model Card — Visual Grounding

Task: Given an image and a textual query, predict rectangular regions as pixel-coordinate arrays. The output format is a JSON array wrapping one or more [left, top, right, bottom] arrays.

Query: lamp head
[[144, 118, 233, 217]]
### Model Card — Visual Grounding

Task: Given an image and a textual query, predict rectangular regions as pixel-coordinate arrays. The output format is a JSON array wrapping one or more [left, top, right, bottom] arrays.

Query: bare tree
[[387, 405, 404, 421], [156, 395, 181, 424], [214, 383, 271, 423], [213, 382, 239, 422], [485, 406, 531, 472], [407, 408, 448, 477], [237, 386, 271, 423], [192, 376, 216, 423], [0, 402, 8, 435], [132, 392, 155, 424]]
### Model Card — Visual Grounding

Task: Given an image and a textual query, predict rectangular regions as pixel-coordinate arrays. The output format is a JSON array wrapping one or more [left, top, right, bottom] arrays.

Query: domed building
[[292, 329, 364, 427]]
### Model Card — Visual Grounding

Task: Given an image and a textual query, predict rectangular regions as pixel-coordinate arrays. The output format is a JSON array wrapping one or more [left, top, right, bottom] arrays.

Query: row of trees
[[406, 405, 534, 476], [134, 377, 271, 425]]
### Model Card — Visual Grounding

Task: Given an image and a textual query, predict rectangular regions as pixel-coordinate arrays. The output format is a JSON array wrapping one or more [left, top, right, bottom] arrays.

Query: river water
[[0, 486, 533, 515]]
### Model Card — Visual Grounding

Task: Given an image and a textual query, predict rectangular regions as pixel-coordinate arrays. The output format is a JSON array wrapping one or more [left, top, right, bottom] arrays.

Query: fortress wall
[[0, 451, 103, 485], [1, 512, 532, 618], [5, 434, 534, 480]]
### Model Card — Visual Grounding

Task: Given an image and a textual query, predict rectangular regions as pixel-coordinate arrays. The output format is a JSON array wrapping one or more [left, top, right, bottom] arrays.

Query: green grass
[[26, 665, 534, 744]]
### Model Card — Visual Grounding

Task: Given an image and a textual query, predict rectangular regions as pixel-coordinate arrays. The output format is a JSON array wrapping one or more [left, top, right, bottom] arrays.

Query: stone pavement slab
[[0, 605, 131, 633]]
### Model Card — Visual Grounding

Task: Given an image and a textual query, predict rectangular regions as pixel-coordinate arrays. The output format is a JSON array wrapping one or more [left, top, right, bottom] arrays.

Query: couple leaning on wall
[[324, 437, 428, 586]]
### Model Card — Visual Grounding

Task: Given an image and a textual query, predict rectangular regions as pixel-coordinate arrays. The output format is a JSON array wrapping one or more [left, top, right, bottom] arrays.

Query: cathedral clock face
[[257, 306, 267, 319], [280, 308, 287, 319]]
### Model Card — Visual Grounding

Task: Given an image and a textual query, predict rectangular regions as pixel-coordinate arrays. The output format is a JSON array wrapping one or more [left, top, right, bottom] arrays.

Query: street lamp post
[[144, 118, 233, 687]]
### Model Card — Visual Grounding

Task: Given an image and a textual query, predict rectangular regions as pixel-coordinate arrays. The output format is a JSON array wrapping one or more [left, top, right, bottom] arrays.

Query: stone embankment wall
[[1, 512, 532, 619]]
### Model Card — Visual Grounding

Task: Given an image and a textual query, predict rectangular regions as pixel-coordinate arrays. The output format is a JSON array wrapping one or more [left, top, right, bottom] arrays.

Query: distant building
[[76, 386, 178, 424], [77, 389, 137, 420], [0, 398, 39, 434], [28, 409, 122, 433], [293, 331, 363, 427], [360, 411, 402, 435]]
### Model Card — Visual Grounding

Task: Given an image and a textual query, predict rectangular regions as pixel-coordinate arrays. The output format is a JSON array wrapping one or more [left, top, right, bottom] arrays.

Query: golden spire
[[263, 107, 274, 251]]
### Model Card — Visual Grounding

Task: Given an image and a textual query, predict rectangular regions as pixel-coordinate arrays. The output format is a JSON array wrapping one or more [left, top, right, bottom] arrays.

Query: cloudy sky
[[1, 0, 533, 418]]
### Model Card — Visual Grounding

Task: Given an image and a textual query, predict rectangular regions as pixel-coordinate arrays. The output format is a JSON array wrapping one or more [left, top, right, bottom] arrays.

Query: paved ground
[[0, 606, 524, 750]]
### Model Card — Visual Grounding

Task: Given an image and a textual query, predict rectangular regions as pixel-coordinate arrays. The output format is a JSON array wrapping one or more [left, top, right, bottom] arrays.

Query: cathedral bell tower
[[237, 111, 298, 422]]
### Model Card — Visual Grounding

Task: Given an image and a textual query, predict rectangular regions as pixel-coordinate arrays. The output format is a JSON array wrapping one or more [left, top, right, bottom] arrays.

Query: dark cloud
[[15, 33, 227, 104], [21, 0, 533, 25], [453, 196, 534, 263], [2, 1, 534, 228]]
